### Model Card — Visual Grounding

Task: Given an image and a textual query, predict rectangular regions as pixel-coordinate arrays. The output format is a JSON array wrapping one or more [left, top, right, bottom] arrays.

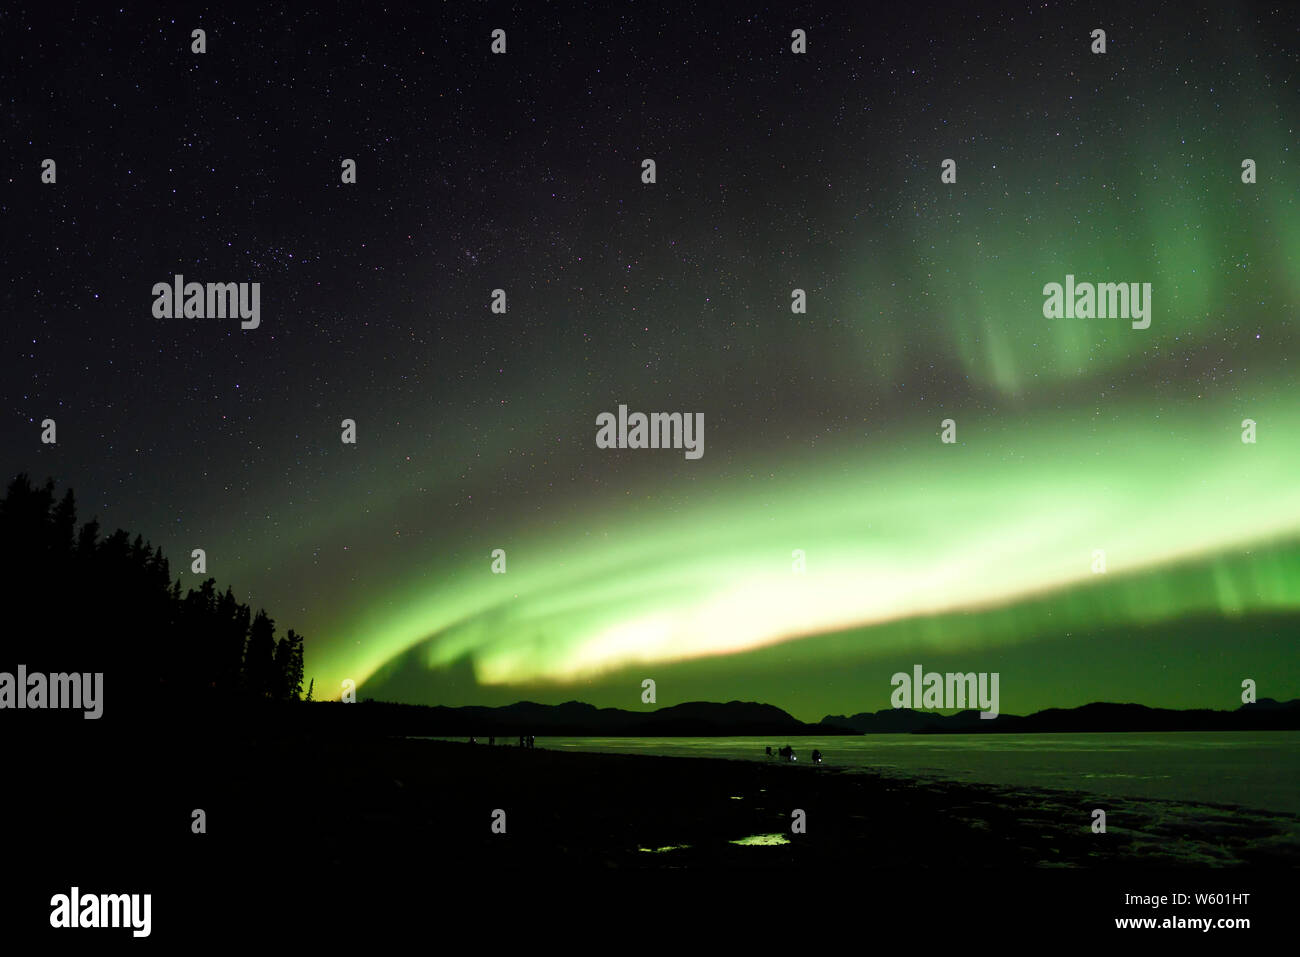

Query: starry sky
[[4, 2, 1298, 721]]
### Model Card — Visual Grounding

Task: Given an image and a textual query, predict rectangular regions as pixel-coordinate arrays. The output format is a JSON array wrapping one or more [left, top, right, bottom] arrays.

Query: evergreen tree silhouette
[[244, 609, 278, 699], [0, 474, 311, 709]]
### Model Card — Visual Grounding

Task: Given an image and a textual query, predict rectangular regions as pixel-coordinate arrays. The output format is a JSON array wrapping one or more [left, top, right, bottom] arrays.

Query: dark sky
[[4, 1, 1298, 720]]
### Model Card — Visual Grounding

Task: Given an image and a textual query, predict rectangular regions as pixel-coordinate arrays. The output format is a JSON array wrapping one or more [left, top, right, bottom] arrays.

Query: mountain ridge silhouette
[[310, 696, 1300, 736]]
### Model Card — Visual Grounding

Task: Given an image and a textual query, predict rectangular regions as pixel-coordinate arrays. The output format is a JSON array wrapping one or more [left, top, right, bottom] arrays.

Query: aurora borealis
[[6, 2, 1298, 721]]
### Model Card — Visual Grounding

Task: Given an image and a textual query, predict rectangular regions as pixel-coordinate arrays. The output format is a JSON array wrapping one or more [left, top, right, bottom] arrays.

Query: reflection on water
[[729, 833, 790, 846]]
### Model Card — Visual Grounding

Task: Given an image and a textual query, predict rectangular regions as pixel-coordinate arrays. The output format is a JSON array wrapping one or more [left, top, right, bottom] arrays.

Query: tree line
[[0, 473, 307, 705]]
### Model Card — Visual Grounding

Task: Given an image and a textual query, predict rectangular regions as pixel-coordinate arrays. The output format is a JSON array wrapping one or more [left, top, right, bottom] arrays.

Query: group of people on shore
[[766, 745, 823, 764]]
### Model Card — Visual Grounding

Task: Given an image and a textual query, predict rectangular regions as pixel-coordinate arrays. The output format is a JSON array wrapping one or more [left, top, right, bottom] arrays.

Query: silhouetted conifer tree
[[244, 609, 278, 699], [0, 474, 311, 709]]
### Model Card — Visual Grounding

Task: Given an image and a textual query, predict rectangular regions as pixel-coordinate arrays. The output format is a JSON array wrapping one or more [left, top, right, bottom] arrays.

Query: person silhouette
[[811, 748, 822, 764]]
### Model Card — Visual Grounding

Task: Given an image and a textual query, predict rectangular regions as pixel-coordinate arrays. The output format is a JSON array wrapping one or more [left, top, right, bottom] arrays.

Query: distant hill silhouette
[[820, 698, 1300, 733], [311, 698, 845, 737], [301, 696, 1300, 737]]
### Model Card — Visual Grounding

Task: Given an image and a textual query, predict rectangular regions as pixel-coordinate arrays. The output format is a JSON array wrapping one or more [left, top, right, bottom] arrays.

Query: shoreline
[[8, 721, 1296, 943], [412, 731, 1300, 817], [12, 725, 1298, 874], [314, 736, 1300, 869]]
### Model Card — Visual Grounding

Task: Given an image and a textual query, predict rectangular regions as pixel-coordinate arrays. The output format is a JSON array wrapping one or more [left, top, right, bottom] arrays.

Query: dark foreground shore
[[15, 724, 1300, 870], [8, 719, 1298, 940], [265, 735, 1300, 870]]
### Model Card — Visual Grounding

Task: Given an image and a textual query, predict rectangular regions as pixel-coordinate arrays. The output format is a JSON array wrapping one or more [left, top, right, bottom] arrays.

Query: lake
[[521, 732, 1300, 814]]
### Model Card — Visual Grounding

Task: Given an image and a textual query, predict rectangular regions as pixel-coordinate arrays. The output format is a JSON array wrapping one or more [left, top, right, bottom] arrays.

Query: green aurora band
[[328, 378, 1300, 704], [201, 39, 1299, 715], [300, 171, 1300, 708]]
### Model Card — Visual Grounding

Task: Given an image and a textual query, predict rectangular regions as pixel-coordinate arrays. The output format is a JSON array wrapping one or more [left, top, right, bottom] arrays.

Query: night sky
[[5, 2, 1298, 721]]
